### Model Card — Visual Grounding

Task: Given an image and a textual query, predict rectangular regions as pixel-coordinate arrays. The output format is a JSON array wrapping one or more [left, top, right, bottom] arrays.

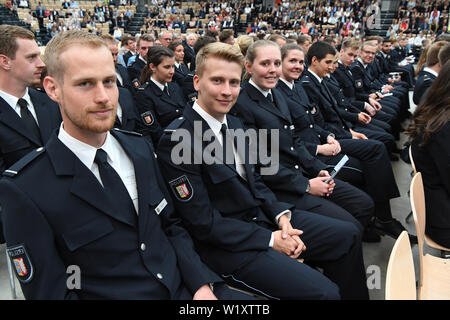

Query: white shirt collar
[[248, 78, 272, 97], [57, 123, 118, 171], [423, 67, 438, 78], [357, 57, 367, 68], [0, 87, 33, 112], [279, 77, 294, 90], [308, 68, 323, 83], [174, 61, 180, 68], [150, 76, 167, 92], [192, 101, 227, 139], [139, 55, 147, 64]]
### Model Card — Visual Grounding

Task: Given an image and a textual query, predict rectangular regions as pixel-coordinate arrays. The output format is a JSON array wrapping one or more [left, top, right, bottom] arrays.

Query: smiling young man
[[0, 31, 251, 300], [157, 41, 370, 300]]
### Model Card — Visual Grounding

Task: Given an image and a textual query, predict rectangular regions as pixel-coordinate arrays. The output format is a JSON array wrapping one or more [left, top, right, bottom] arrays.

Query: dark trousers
[[223, 210, 369, 300]]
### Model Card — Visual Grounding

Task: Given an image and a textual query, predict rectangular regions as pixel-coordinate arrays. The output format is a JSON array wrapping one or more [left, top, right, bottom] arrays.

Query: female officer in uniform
[[135, 46, 187, 145]]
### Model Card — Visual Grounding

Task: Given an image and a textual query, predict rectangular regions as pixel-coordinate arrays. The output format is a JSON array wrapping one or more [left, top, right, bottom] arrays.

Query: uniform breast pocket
[[62, 216, 114, 252]]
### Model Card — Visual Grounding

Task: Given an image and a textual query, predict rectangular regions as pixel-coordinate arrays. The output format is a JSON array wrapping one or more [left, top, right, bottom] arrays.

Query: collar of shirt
[[357, 57, 367, 68], [248, 78, 272, 98], [58, 123, 119, 172], [150, 76, 168, 92], [308, 68, 323, 83], [279, 77, 294, 90], [139, 55, 147, 64], [174, 61, 180, 69], [423, 67, 438, 78], [0, 88, 37, 120], [192, 101, 227, 143], [380, 51, 388, 58]]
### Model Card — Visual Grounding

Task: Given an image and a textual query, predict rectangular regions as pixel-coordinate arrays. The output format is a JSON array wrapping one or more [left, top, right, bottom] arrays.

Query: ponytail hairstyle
[[139, 45, 174, 84]]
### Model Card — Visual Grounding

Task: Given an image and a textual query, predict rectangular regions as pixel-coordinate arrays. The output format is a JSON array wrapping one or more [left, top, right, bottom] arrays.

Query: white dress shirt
[[58, 124, 139, 213]]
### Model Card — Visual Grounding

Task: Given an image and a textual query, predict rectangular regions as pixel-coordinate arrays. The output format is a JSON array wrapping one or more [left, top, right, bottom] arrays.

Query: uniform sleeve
[[232, 99, 311, 196], [0, 179, 79, 300], [134, 88, 164, 146], [143, 139, 223, 293]]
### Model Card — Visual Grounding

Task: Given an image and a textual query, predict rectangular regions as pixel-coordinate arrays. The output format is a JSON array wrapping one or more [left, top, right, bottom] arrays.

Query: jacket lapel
[[47, 131, 136, 226], [0, 96, 42, 145], [245, 82, 290, 122]]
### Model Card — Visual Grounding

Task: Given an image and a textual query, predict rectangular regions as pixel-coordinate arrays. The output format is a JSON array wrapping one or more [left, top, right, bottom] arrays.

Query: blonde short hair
[[44, 30, 108, 81], [195, 42, 244, 77]]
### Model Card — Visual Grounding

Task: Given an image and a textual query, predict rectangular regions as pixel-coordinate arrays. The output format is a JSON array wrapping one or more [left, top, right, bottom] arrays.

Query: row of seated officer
[[0, 26, 414, 299]]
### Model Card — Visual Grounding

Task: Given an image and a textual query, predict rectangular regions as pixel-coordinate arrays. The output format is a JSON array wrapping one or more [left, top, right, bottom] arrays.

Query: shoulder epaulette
[[3, 147, 46, 177], [164, 116, 185, 133], [112, 127, 143, 137], [137, 81, 149, 90]]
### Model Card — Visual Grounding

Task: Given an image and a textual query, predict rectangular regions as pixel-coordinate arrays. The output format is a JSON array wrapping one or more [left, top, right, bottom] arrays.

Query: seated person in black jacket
[[135, 46, 187, 146], [413, 41, 446, 105], [168, 41, 189, 88], [406, 61, 450, 249], [127, 34, 154, 88], [299, 41, 417, 243]]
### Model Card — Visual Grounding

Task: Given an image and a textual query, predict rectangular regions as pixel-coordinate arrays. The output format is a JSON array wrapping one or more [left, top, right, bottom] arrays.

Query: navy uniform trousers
[[157, 106, 369, 300]]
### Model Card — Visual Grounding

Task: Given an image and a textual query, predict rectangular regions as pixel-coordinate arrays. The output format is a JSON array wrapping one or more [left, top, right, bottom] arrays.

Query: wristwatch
[[305, 182, 310, 193]]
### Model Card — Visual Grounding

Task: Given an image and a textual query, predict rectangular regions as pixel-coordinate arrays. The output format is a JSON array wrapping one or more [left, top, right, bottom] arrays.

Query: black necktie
[[220, 123, 235, 167], [163, 85, 170, 96], [94, 149, 136, 222], [267, 92, 273, 102], [18, 98, 42, 144]]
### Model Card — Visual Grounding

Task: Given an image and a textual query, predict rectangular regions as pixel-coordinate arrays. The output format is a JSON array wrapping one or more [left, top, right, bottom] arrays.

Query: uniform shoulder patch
[[3, 147, 45, 177], [168, 175, 193, 202], [112, 127, 143, 136], [164, 117, 185, 133], [132, 78, 141, 88], [7, 244, 34, 283], [141, 110, 155, 126], [354, 79, 363, 89]]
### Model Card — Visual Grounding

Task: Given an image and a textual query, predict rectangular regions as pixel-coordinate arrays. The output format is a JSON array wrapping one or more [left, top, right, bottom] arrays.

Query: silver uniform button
[[176, 109, 179, 112], [290, 147, 294, 151], [284, 125, 288, 129], [157, 273, 163, 279], [140, 243, 146, 251], [310, 124, 313, 128], [306, 110, 309, 114], [295, 165, 299, 169]]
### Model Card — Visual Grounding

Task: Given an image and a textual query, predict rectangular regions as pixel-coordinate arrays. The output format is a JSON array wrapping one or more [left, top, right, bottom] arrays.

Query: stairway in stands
[[0, 5, 31, 30], [369, 8, 397, 37], [126, 5, 147, 36], [0, 4, 50, 45]]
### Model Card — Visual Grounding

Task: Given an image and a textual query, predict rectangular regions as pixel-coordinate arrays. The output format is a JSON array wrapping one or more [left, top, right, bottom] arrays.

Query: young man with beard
[[0, 31, 250, 300]]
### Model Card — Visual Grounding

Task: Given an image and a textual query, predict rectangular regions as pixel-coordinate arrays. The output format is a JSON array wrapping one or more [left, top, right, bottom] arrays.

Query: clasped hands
[[273, 215, 306, 259]]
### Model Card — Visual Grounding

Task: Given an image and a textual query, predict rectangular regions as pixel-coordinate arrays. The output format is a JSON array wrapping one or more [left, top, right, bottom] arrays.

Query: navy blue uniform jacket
[[0, 88, 61, 173], [0, 129, 222, 299]]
